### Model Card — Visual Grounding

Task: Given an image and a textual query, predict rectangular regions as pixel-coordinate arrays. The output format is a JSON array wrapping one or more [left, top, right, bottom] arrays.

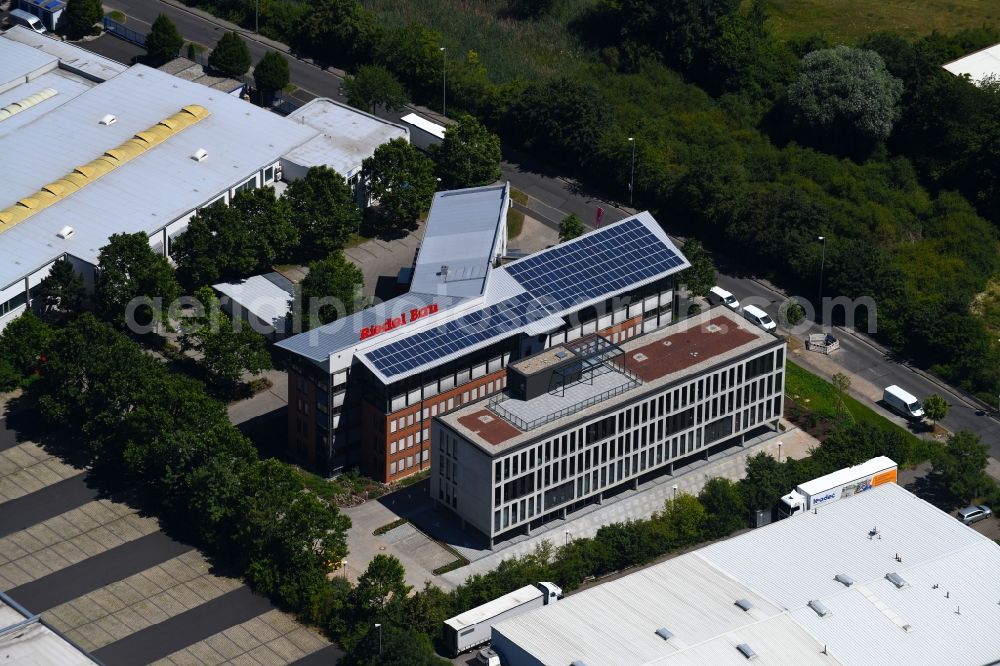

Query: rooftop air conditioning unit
[[57, 226, 75, 239], [99, 114, 116, 125], [191, 148, 208, 162]]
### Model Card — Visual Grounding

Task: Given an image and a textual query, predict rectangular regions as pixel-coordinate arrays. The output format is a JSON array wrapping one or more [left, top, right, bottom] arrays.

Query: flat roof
[[213, 272, 294, 332], [442, 308, 778, 454], [508, 344, 575, 375], [0, 70, 95, 138], [0, 31, 58, 91], [160, 58, 243, 94], [400, 112, 446, 139], [278, 211, 690, 381], [0, 63, 317, 290], [408, 183, 507, 298], [942, 42, 1000, 83], [494, 484, 1000, 665], [0, 593, 98, 665], [2, 26, 127, 82], [283, 97, 409, 179]]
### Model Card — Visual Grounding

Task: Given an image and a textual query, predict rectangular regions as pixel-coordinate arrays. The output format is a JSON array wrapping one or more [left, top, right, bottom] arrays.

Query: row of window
[[0, 291, 27, 318], [387, 354, 509, 413], [389, 449, 429, 475], [389, 428, 428, 454], [389, 376, 506, 433]]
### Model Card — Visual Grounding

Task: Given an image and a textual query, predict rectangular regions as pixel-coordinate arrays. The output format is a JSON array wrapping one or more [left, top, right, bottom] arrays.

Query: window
[[390, 441, 397, 454], [263, 166, 275, 183], [233, 177, 255, 196], [390, 462, 397, 474]]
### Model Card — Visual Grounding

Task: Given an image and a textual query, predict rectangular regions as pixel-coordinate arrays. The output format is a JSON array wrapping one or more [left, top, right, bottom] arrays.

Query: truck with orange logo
[[778, 456, 897, 519]]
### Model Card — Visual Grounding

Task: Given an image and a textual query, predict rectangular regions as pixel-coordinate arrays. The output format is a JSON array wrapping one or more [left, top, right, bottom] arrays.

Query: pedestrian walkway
[[0, 440, 82, 503]]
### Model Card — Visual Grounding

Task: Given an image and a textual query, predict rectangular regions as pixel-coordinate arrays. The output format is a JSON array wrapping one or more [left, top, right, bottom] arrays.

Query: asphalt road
[[94, 1, 1000, 456]]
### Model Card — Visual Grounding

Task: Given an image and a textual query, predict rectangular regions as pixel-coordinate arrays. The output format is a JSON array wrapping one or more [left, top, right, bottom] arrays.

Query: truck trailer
[[778, 456, 897, 519], [443, 582, 561, 656]]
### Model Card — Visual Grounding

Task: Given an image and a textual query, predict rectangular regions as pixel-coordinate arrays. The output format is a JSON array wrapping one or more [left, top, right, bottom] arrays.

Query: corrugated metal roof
[[0, 70, 93, 138], [492, 484, 1000, 665], [943, 43, 1000, 83], [408, 183, 508, 298], [283, 97, 409, 179], [0, 64, 317, 290], [213, 273, 294, 332], [0, 33, 58, 91], [2, 26, 127, 83]]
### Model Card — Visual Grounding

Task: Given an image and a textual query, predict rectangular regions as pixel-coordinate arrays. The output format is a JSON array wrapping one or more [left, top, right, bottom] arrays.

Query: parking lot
[[0, 415, 341, 665]]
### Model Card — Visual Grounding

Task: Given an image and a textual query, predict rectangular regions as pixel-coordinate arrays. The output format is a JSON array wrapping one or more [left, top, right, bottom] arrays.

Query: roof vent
[[440, 265, 449, 277], [835, 574, 854, 587], [735, 599, 753, 612], [191, 148, 208, 162], [886, 572, 907, 588], [556, 351, 568, 359], [99, 114, 116, 125], [633, 352, 648, 362], [57, 225, 75, 239], [808, 600, 831, 617], [654, 627, 673, 641], [736, 643, 757, 660], [477, 414, 494, 424]]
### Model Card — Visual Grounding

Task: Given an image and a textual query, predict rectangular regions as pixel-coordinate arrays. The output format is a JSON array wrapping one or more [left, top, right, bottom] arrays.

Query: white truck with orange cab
[[778, 456, 897, 519]]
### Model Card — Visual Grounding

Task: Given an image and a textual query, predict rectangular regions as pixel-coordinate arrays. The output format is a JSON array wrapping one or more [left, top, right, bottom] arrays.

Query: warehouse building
[[491, 483, 1000, 665], [276, 191, 689, 481], [943, 43, 1000, 84], [0, 30, 407, 332], [432, 306, 785, 545]]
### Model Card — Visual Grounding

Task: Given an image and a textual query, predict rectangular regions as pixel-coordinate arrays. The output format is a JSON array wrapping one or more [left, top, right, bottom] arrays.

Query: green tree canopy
[[299, 253, 364, 329], [34, 258, 85, 321], [923, 394, 949, 426], [740, 452, 788, 511], [208, 31, 252, 78], [144, 14, 184, 67], [352, 554, 410, 618], [362, 138, 437, 229], [0, 312, 54, 388], [558, 213, 585, 243], [345, 64, 407, 115], [677, 239, 715, 297], [253, 51, 290, 105], [284, 166, 363, 258], [433, 115, 502, 189], [65, 0, 103, 39], [95, 233, 179, 328], [179, 287, 271, 390], [787, 46, 903, 148], [299, 0, 382, 69], [697, 477, 747, 537], [933, 430, 989, 502]]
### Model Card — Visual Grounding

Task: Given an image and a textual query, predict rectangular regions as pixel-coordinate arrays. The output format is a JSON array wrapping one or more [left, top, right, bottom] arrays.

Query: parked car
[[8, 8, 46, 33], [883, 385, 925, 421], [741, 304, 776, 332], [708, 286, 740, 311], [957, 505, 992, 525], [477, 647, 501, 666]]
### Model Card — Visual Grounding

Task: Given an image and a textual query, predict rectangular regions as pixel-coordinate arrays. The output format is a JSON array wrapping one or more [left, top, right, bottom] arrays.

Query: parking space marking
[[43, 549, 242, 654], [149, 609, 332, 666], [0, 499, 158, 590], [0, 441, 81, 503]]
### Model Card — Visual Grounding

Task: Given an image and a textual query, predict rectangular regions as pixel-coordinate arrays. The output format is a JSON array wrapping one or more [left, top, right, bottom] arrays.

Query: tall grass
[[362, 0, 596, 82]]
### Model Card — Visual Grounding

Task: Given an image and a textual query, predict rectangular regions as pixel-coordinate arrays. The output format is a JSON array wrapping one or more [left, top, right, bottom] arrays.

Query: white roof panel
[[1, 596, 98, 665], [0, 32, 58, 90], [2, 26, 127, 82], [0, 70, 94, 138], [400, 112, 446, 139], [943, 43, 1000, 83], [213, 273, 294, 332]]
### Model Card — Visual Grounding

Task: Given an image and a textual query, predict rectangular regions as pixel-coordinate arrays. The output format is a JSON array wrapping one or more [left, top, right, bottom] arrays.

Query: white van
[[9, 8, 47, 33], [708, 286, 740, 311], [742, 304, 776, 332], [883, 385, 924, 420]]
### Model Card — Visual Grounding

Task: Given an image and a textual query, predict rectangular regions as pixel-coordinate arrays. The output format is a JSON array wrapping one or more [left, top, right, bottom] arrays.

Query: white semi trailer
[[778, 456, 898, 519], [444, 582, 561, 656]]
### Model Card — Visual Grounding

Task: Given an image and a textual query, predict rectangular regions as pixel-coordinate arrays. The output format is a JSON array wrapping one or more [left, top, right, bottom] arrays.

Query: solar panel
[[364, 292, 548, 378], [504, 218, 684, 313]]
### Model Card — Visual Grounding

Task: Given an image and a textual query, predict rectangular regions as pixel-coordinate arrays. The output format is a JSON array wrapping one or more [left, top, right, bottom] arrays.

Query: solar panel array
[[364, 292, 548, 377], [504, 217, 684, 313]]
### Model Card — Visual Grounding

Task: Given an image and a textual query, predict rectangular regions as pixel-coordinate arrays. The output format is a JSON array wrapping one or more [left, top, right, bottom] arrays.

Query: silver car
[[957, 505, 992, 525]]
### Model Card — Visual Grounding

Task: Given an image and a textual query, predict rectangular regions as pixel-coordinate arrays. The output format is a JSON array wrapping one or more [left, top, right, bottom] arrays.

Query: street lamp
[[672, 484, 678, 501], [564, 530, 570, 547], [374, 623, 382, 655], [628, 137, 636, 207], [440, 47, 447, 118], [777, 440, 782, 463], [816, 236, 827, 324]]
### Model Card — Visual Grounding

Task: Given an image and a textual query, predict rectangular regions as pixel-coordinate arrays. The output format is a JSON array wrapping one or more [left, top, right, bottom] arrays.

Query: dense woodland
[[185, 0, 1000, 404]]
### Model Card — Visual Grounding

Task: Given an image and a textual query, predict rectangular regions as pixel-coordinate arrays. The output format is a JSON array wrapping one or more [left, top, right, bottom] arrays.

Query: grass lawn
[[506, 208, 525, 238], [756, 0, 1000, 43]]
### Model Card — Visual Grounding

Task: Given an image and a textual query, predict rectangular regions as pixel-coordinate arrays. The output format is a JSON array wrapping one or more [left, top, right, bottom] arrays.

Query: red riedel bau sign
[[360, 303, 439, 341]]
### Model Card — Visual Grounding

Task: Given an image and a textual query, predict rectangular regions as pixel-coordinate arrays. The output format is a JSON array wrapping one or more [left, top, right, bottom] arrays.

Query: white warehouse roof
[[2, 26, 127, 83], [1, 593, 98, 665], [942, 43, 1000, 83], [493, 484, 1000, 665]]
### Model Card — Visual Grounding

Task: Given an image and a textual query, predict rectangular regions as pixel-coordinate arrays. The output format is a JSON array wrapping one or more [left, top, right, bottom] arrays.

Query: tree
[[832, 372, 852, 420], [677, 239, 715, 297], [284, 166, 363, 258], [95, 233, 179, 328], [299, 253, 364, 329], [506, 0, 556, 19], [0, 312, 54, 387], [299, 0, 382, 69], [661, 494, 706, 545], [924, 393, 949, 427], [558, 213, 585, 243], [65, 0, 103, 39], [34, 258, 84, 321], [933, 430, 989, 502], [179, 287, 271, 390], [508, 78, 611, 167], [352, 554, 410, 618], [698, 477, 747, 537], [787, 46, 903, 149], [344, 65, 407, 115], [362, 138, 437, 229], [253, 51, 290, 105], [144, 14, 184, 67], [433, 115, 502, 189], [740, 452, 787, 512], [208, 31, 252, 78], [229, 187, 299, 268]]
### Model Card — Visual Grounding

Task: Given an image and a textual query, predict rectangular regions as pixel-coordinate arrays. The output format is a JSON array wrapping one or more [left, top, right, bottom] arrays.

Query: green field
[[757, 0, 1000, 43]]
